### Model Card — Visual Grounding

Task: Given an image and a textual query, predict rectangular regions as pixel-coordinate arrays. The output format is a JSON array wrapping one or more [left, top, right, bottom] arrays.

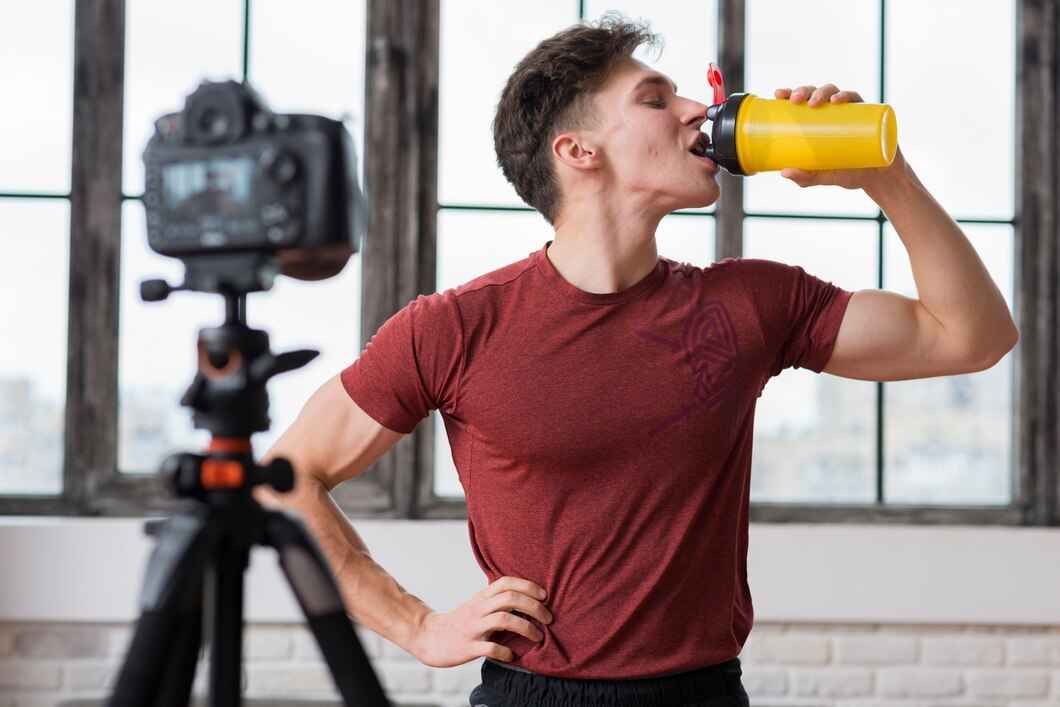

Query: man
[[257, 15, 1017, 707]]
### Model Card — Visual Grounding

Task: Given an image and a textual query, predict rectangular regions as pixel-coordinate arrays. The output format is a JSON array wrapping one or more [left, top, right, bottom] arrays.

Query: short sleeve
[[734, 258, 853, 376], [340, 292, 464, 434]]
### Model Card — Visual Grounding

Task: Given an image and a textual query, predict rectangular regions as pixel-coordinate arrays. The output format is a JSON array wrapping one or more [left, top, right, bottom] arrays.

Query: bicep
[[263, 374, 405, 491], [824, 289, 955, 381]]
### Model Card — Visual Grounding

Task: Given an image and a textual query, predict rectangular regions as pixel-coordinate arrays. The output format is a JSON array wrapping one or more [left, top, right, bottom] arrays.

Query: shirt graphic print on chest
[[634, 300, 741, 437]]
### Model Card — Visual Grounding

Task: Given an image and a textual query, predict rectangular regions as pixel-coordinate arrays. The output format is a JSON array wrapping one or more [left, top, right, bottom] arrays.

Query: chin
[[680, 188, 720, 211]]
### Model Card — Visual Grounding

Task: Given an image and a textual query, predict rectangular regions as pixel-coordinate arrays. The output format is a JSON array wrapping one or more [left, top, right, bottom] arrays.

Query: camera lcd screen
[[162, 156, 257, 222]]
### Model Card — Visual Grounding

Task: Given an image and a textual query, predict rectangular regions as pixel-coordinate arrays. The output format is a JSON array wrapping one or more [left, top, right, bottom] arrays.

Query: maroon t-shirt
[[341, 242, 852, 679]]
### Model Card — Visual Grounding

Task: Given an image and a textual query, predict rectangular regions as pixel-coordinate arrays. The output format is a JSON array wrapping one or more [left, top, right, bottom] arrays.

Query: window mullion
[[1016, 0, 1060, 526], [66, 0, 126, 512], [352, 0, 443, 519], [715, 0, 745, 261]]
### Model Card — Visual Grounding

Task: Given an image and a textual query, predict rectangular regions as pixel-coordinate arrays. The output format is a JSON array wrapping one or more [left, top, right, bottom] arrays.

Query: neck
[[548, 198, 662, 294]]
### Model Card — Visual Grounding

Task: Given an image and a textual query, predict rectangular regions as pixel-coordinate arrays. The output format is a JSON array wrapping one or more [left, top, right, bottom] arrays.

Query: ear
[[552, 132, 602, 171]]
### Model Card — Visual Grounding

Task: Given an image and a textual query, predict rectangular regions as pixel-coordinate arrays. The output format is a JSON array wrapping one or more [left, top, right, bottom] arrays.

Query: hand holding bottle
[[774, 83, 906, 192]]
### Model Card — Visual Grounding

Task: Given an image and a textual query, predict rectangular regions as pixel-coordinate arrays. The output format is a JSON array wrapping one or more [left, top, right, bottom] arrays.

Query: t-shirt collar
[[534, 241, 665, 306]]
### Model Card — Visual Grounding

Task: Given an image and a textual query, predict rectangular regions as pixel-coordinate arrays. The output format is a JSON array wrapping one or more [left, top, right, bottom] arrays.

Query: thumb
[[781, 167, 821, 188]]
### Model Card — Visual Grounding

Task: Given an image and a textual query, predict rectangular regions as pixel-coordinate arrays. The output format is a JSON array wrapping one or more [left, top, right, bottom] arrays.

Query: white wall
[[1, 519, 1059, 706], [2, 519, 1058, 625]]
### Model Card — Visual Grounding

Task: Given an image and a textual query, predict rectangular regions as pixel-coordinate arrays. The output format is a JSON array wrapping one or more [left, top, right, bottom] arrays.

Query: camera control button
[[261, 203, 289, 226], [271, 154, 298, 183], [267, 226, 286, 244], [259, 148, 299, 183]]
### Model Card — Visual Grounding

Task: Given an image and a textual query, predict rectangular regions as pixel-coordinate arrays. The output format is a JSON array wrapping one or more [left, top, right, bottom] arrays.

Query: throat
[[545, 237, 659, 294]]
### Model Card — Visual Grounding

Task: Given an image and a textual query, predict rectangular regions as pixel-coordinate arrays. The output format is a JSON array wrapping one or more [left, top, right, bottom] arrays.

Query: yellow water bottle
[[703, 64, 898, 176]]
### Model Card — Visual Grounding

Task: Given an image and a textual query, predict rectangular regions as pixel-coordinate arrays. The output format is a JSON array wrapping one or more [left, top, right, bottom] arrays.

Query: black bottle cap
[[705, 93, 749, 176]]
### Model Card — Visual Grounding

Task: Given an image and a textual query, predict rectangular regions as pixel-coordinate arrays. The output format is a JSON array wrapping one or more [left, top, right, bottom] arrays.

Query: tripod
[[109, 288, 389, 707]]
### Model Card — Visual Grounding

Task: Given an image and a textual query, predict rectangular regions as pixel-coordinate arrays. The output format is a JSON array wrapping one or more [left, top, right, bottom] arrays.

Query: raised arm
[[255, 374, 552, 666], [774, 84, 1018, 381]]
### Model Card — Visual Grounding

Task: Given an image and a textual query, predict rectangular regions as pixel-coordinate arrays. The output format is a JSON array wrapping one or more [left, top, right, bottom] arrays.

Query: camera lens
[[199, 109, 231, 139]]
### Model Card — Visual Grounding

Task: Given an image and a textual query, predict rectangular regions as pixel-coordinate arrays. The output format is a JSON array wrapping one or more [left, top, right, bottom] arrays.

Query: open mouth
[[689, 132, 711, 158]]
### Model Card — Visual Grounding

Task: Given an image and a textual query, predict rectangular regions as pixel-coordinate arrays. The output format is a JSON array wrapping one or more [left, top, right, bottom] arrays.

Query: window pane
[[0, 200, 69, 494], [886, 0, 1015, 220], [438, 0, 579, 207], [744, 217, 879, 503], [245, 260, 362, 458], [433, 208, 555, 498], [123, 0, 244, 195], [744, 0, 881, 216], [436, 209, 554, 292], [434, 412, 463, 499], [0, 2, 74, 193], [248, 0, 367, 169], [656, 214, 715, 268], [118, 201, 215, 473], [583, 0, 718, 111], [882, 223, 1015, 505]]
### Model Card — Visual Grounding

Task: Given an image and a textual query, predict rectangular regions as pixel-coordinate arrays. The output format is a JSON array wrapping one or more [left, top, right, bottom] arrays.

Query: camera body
[[142, 80, 365, 290]]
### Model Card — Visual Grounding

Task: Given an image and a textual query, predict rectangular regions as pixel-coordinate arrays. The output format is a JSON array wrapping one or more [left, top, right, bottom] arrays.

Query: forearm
[[256, 476, 432, 654], [864, 159, 1017, 361]]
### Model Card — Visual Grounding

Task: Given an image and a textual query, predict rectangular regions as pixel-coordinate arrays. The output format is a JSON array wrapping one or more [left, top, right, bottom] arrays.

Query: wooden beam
[[346, 0, 442, 518], [65, 0, 125, 514], [1016, 0, 1059, 526], [715, 0, 745, 261]]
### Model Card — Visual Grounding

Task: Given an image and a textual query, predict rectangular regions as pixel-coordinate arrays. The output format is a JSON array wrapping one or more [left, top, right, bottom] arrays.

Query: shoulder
[[719, 257, 824, 293], [450, 250, 539, 299], [399, 249, 540, 330], [727, 257, 802, 279]]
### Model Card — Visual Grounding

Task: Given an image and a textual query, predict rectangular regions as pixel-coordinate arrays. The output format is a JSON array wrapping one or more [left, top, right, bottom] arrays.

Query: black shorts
[[469, 657, 750, 707]]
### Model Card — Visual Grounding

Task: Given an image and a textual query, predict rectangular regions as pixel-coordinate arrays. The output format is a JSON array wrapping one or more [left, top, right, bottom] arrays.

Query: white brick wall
[[0, 622, 1058, 707]]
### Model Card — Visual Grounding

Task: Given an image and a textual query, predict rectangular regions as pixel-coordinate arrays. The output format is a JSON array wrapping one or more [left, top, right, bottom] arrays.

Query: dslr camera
[[142, 79, 366, 294]]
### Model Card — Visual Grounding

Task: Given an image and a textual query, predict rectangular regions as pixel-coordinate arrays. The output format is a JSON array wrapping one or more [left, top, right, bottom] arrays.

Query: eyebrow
[[632, 75, 678, 95]]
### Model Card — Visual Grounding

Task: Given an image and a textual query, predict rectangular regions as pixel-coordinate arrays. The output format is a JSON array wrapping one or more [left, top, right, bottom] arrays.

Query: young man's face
[[583, 58, 720, 214]]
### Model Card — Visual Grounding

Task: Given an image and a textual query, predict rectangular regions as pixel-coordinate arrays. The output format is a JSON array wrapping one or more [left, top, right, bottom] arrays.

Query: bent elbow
[[1005, 320, 1020, 353], [961, 320, 1019, 373]]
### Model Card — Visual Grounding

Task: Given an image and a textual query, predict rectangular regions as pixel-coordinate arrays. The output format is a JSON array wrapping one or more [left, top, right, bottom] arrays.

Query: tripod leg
[[264, 510, 390, 707], [208, 539, 250, 706], [154, 601, 204, 707], [109, 512, 212, 707]]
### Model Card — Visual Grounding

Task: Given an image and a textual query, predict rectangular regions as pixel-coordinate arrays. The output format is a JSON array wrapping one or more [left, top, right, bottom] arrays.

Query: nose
[[680, 96, 709, 130]]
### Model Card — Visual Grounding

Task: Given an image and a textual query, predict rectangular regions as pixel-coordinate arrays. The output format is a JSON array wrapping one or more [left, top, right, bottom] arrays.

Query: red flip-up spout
[[707, 62, 725, 105]]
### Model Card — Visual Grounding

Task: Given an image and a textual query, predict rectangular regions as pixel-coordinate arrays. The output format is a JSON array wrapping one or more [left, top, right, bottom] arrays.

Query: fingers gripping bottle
[[703, 63, 898, 176]]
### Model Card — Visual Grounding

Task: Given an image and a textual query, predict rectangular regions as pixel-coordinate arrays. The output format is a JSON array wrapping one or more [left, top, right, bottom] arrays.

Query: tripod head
[[142, 274, 316, 498]]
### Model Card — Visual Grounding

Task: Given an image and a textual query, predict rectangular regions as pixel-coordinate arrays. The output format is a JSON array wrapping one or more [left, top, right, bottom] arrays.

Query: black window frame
[[1, 0, 1056, 528]]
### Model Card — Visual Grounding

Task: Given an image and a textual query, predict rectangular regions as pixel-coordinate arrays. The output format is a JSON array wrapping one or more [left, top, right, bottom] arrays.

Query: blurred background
[[0, 1, 1057, 706]]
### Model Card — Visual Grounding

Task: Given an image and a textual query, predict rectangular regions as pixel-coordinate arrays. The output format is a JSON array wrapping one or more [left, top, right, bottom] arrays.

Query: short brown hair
[[492, 15, 658, 224]]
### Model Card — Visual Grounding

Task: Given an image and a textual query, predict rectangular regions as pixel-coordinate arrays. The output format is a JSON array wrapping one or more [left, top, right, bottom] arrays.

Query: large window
[[0, 0, 366, 514], [0, 0, 1055, 527]]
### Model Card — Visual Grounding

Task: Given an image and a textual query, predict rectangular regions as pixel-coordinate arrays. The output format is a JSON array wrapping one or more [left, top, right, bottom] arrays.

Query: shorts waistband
[[479, 657, 743, 707]]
